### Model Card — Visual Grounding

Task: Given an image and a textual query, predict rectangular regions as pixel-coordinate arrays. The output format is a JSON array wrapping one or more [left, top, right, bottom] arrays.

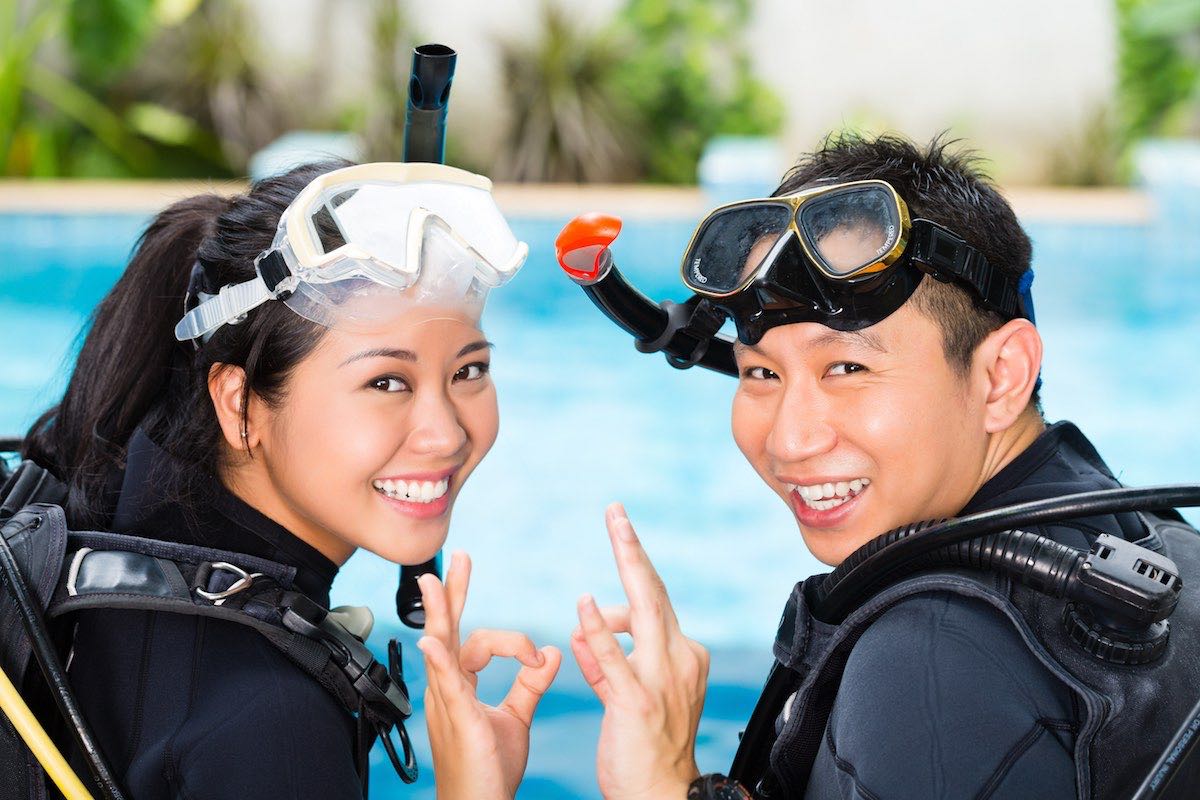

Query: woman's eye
[[827, 362, 867, 377], [369, 376, 409, 393], [454, 362, 490, 382], [742, 366, 778, 381]]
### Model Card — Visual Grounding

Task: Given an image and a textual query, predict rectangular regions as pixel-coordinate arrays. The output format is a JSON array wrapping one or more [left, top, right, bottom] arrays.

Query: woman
[[23, 160, 560, 798]]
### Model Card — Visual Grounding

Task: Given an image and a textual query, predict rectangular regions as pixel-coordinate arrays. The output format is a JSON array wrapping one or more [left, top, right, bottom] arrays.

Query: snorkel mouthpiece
[[404, 44, 457, 164], [556, 213, 622, 284]]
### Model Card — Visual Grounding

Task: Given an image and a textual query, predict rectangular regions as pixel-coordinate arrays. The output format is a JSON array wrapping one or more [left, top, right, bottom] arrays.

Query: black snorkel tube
[[394, 44, 457, 631], [555, 214, 738, 376]]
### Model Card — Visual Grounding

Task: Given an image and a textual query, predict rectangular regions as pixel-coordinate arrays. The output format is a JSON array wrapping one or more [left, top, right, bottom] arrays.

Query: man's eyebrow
[[810, 328, 887, 353]]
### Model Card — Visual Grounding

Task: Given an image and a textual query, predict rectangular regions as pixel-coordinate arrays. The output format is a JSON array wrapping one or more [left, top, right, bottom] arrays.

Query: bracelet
[[687, 773, 752, 800]]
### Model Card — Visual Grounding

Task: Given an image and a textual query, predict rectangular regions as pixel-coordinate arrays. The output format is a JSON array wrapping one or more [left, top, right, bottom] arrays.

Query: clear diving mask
[[174, 162, 529, 342]]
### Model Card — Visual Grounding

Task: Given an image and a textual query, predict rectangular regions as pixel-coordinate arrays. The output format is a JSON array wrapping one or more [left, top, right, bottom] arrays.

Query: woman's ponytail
[[24, 194, 231, 526], [25, 160, 347, 529]]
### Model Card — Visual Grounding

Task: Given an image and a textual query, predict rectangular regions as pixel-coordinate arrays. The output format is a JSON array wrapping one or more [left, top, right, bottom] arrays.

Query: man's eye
[[369, 376, 409, 393], [742, 366, 778, 380], [454, 362, 490, 382], [827, 362, 867, 377]]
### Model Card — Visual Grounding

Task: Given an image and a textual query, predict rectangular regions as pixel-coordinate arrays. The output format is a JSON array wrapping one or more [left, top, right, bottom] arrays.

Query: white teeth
[[373, 477, 450, 503], [789, 477, 871, 509]]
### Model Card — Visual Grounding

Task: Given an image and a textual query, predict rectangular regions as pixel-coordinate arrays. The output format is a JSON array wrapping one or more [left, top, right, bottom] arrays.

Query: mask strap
[[174, 276, 272, 342]]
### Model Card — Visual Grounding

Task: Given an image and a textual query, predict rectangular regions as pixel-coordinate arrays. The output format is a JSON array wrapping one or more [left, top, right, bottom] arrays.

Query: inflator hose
[[0, 661, 94, 800], [0, 515, 126, 799], [815, 485, 1200, 623]]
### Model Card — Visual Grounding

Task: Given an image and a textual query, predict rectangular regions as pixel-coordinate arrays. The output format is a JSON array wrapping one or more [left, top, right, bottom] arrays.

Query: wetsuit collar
[[112, 429, 338, 604]]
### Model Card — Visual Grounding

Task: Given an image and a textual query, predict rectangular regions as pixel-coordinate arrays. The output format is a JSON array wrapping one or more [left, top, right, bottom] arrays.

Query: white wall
[[248, 0, 1116, 181]]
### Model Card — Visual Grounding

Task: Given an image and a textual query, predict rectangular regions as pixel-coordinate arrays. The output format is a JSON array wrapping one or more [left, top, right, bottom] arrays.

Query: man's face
[[730, 301, 992, 565]]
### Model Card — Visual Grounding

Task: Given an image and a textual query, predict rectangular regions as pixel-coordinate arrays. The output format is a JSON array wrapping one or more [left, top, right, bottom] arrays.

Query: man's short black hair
[[776, 132, 1037, 403]]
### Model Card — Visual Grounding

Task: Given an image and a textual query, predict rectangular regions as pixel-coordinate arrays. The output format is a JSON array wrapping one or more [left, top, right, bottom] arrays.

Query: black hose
[[402, 44, 456, 164], [0, 514, 127, 799], [816, 485, 1200, 623]]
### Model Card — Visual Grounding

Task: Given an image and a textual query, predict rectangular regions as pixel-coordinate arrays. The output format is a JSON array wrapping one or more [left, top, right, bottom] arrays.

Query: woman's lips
[[377, 490, 452, 520]]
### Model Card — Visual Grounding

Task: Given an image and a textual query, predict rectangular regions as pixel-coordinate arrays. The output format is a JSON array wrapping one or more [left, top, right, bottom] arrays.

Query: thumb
[[499, 645, 563, 727]]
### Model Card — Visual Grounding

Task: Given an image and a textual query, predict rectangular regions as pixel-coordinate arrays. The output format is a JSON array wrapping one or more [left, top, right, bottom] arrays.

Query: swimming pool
[[2, 206, 1198, 798]]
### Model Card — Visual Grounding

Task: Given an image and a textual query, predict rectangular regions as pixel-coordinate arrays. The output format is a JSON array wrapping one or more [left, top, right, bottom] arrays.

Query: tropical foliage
[[494, 0, 783, 184], [1117, 0, 1200, 140]]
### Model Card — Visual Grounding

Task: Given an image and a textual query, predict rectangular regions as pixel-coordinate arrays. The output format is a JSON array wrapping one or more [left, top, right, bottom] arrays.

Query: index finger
[[606, 503, 680, 635]]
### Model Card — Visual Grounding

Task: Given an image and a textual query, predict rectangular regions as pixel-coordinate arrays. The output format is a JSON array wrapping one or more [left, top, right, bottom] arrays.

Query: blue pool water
[[2, 207, 1199, 798]]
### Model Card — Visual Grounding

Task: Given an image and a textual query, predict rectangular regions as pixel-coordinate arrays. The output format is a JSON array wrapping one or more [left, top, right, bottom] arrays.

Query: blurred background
[[3, 0, 1200, 797]]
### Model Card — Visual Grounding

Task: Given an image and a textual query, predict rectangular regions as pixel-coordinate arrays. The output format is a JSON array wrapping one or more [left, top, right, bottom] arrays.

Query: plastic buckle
[[923, 225, 969, 273], [196, 561, 263, 605]]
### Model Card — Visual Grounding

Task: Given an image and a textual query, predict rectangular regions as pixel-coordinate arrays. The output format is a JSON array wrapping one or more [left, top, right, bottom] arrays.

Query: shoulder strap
[[40, 520, 419, 788]]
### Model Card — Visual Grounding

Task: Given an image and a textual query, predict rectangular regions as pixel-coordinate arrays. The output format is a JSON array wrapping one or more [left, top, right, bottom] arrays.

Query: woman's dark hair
[[24, 160, 352, 529]]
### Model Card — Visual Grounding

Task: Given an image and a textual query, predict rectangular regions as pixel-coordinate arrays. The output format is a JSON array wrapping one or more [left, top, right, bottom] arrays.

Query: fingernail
[[534, 650, 546, 667], [578, 593, 596, 612], [416, 636, 429, 653], [616, 517, 636, 542]]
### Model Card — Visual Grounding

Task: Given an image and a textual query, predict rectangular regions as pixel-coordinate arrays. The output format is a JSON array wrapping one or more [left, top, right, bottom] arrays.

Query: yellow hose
[[0, 662, 94, 800]]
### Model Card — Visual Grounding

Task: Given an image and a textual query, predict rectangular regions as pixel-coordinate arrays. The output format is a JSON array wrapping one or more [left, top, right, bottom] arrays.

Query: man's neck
[[977, 409, 1046, 490]]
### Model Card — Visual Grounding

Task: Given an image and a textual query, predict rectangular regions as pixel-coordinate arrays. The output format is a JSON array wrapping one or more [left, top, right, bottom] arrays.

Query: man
[[568, 134, 1200, 799]]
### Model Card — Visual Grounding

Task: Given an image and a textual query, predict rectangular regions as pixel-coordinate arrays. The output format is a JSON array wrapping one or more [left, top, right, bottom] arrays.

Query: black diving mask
[[680, 179, 1035, 344]]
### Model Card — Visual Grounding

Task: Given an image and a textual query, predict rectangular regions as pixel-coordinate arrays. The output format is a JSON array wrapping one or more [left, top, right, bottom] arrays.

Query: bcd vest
[[731, 512, 1200, 800]]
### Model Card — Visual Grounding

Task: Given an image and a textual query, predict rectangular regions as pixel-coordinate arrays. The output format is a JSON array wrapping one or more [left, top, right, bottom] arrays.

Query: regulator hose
[[815, 484, 1200, 624]]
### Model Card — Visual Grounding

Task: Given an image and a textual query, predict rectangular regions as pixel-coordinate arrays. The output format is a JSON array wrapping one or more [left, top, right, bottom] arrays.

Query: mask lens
[[798, 185, 902, 277], [684, 203, 793, 294]]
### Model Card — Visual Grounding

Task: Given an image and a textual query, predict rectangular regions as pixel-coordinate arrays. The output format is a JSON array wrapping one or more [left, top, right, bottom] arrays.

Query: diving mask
[[174, 162, 529, 342], [680, 179, 1034, 344]]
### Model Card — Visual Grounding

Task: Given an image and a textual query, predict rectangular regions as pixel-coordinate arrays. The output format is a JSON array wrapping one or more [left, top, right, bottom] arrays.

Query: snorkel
[[396, 44, 457, 630], [555, 214, 738, 375]]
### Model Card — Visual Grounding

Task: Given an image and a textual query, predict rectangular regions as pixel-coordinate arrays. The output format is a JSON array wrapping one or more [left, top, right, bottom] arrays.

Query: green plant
[[611, 0, 783, 183], [0, 0, 227, 177], [494, 2, 638, 182], [1117, 0, 1200, 141]]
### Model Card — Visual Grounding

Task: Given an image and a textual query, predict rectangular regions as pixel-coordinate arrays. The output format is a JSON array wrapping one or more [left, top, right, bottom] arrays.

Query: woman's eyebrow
[[457, 340, 494, 357], [339, 347, 417, 367]]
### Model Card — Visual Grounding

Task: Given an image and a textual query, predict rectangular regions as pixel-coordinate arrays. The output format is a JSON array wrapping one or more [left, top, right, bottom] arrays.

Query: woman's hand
[[571, 503, 709, 800], [417, 552, 562, 800]]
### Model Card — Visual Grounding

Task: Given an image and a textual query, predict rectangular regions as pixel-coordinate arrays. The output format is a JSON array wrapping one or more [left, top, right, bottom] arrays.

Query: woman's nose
[[408, 389, 468, 457]]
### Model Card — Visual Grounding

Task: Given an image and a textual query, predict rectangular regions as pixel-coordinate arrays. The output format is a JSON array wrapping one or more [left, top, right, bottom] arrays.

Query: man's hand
[[572, 503, 708, 800], [417, 552, 562, 800]]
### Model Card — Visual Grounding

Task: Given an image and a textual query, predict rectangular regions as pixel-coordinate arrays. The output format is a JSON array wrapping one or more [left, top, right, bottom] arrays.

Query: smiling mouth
[[785, 478, 871, 512], [372, 477, 450, 504]]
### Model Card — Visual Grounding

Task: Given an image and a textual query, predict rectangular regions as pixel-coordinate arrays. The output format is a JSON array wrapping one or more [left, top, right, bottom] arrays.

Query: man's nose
[[765, 383, 838, 463], [408, 388, 468, 457]]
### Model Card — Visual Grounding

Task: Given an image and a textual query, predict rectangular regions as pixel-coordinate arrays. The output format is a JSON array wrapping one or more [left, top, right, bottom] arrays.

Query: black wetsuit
[[788, 422, 1160, 799], [67, 430, 363, 799]]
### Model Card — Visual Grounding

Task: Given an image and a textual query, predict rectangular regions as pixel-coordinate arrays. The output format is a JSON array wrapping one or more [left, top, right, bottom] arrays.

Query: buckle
[[923, 225, 969, 272], [196, 561, 263, 604]]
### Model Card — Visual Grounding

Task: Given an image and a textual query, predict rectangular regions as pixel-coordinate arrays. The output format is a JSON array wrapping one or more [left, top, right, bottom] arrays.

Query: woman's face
[[235, 306, 499, 565]]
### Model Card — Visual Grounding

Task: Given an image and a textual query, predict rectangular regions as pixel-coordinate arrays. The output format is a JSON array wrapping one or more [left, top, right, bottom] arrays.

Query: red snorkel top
[[555, 213, 622, 284]]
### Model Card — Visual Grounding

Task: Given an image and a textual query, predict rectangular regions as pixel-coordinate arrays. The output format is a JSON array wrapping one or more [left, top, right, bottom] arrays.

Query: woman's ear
[[208, 364, 255, 452], [976, 318, 1043, 433]]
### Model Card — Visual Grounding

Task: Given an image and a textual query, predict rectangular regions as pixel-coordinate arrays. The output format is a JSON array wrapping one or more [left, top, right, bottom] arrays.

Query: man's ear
[[208, 364, 258, 451], [975, 318, 1042, 433]]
